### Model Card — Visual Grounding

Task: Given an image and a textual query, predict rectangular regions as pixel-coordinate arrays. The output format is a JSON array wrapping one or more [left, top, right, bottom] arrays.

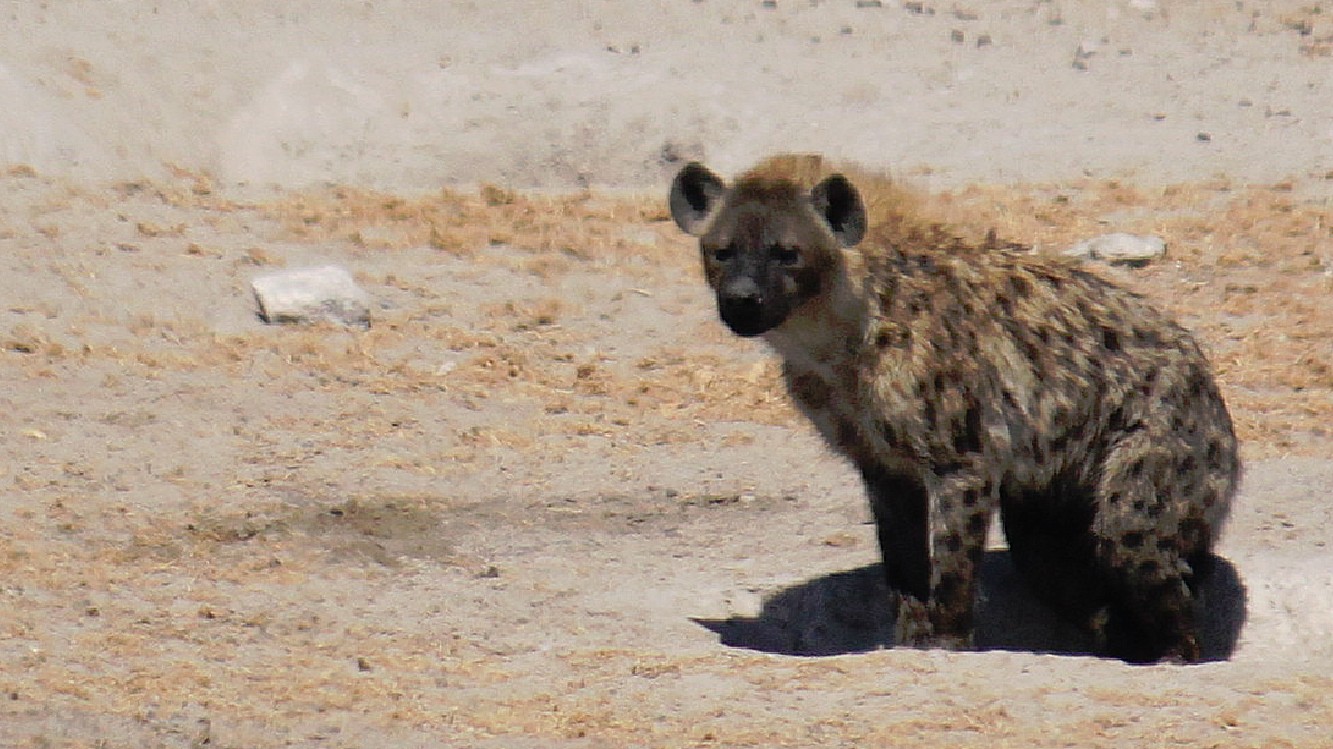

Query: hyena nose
[[718, 278, 769, 337], [720, 278, 763, 312]]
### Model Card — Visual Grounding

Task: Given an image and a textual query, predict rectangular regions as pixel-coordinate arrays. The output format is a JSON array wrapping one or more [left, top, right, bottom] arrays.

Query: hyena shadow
[[695, 551, 1246, 661]]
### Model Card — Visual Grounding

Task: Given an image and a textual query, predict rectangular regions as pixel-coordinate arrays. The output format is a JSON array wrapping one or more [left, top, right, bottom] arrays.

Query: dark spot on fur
[[1101, 326, 1122, 352], [1121, 531, 1145, 548], [1009, 275, 1032, 297], [1103, 404, 1123, 428], [1107, 492, 1123, 505], [966, 512, 988, 536], [995, 292, 1014, 316], [837, 363, 859, 390], [962, 489, 980, 508], [933, 459, 966, 477], [1031, 437, 1046, 466], [943, 533, 963, 552], [952, 403, 984, 454], [935, 572, 965, 600], [1129, 459, 1145, 478], [1049, 432, 1071, 454], [1018, 336, 1042, 364], [1185, 363, 1210, 397], [880, 420, 901, 447], [1134, 327, 1162, 346], [1138, 559, 1161, 577], [1181, 455, 1197, 473], [791, 373, 831, 410], [1052, 405, 1072, 429], [835, 419, 859, 449]]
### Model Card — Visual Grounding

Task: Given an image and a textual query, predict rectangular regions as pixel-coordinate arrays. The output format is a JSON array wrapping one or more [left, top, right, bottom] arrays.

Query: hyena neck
[[765, 247, 874, 369]]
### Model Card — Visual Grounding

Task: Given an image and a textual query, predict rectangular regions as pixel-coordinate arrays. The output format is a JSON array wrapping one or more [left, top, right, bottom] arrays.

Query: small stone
[[1062, 233, 1166, 267], [251, 265, 372, 328]]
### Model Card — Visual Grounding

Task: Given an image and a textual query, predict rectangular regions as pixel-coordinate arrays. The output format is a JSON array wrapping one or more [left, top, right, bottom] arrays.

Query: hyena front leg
[[861, 465, 993, 649], [917, 470, 995, 649], [860, 465, 930, 603]]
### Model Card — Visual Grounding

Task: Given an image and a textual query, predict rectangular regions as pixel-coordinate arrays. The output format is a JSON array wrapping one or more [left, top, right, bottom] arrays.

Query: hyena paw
[[893, 595, 974, 651], [893, 595, 934, 647]]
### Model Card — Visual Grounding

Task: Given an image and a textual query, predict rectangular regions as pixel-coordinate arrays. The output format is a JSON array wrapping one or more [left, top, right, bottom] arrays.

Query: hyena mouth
[[717, 297, 779, 337]]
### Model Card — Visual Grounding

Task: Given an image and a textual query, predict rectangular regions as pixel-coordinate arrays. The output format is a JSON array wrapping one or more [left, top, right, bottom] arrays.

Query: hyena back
[[669, 155, 1240, 663]]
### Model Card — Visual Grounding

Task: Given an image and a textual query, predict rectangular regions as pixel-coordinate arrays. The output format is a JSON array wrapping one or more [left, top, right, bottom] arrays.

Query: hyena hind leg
[[1091, 435, 1213, 664]]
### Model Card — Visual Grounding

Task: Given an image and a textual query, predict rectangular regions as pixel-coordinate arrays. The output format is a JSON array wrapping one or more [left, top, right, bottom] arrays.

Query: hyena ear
[[811, 174, 866, 247], [669, 162, 726, 236]]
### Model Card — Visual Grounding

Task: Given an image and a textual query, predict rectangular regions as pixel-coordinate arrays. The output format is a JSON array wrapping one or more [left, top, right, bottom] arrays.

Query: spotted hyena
[[669, 155, 1239, 663]]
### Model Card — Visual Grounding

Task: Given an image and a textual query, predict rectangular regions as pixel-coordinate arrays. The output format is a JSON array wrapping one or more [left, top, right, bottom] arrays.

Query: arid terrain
[[3, 2, 1333, 747]]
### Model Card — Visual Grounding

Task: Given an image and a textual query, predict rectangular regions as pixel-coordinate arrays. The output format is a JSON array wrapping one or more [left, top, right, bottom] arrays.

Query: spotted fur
[[670, 155, 1240, 663]]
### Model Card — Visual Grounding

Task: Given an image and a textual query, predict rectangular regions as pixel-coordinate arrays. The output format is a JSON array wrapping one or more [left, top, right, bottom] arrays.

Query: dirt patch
[[3, 171, 1333, 748]]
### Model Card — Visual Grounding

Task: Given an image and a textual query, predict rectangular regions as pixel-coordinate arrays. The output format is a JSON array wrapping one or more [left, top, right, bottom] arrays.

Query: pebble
[[251, 265, 372, 328], [1062, 232, 1166, 267]]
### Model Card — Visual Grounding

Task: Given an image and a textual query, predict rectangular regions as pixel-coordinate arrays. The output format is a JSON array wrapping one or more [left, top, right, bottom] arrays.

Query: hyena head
[[669, 161, 867, 337]]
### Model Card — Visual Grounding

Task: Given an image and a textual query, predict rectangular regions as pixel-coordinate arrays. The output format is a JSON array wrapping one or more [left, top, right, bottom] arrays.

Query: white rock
[[251, 265, 371, 328], [1062, 232, 1166, 267]]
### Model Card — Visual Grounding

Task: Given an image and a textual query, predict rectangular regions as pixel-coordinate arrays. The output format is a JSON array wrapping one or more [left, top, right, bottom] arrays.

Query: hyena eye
[[712, 244, 737, 262], [770, 245, 800, 265]]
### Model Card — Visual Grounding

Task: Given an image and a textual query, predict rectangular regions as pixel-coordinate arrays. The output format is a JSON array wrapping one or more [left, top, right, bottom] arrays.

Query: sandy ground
[[3, 1, 1333, 747]]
